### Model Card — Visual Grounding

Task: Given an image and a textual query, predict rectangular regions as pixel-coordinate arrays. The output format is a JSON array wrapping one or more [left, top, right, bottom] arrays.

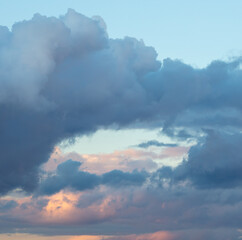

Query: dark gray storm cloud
[[37, 159, 147, 195], [154, 130, 242, 189], [1, 9, 242, 195]]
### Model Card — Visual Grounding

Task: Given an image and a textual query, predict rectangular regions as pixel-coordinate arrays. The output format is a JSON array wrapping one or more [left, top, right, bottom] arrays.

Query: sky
[[0, 1, 242, 239]]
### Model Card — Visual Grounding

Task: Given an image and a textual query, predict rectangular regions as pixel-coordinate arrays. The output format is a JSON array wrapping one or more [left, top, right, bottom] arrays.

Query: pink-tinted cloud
[[43, 147, 158, 174], [0, 232, 174, 240], [43, 145, 189, 175]]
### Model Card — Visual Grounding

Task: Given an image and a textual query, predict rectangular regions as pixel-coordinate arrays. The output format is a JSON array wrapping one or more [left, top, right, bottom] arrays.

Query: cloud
[[1, 185, 242, 237], [0, 9, 242, 196], [1, 9, 242, 240], [0, 230, 239, 240], [104, 231, 175, 240], [102, 169, 147, 187], [0, 9, 160, 194], [43, 147, 158, 174], [154, 130, 242, 189], [136, 140, 178, 148], [38, 159, 147, 195], [0, 200, 18, 212]]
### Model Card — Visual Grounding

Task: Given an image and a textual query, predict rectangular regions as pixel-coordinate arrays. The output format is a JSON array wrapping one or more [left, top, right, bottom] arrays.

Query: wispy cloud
[[136, 140, 178, 148]]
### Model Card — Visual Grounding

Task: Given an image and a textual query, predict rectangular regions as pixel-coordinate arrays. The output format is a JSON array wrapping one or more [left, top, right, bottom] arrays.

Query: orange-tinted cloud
[[0, 233, 108, 240]]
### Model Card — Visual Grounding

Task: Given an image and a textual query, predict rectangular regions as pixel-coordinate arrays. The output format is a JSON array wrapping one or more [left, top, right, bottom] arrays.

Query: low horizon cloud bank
[[0, 8, 242, 239]]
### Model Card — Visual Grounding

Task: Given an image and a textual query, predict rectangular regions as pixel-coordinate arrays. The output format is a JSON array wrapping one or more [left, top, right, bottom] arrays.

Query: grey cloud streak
[[0, 8, 242, 195], [137, 140, 178, 148]]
